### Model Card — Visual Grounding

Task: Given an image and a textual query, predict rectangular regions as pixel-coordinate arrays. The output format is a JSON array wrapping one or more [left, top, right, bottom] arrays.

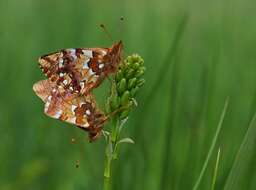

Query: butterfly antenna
[[119, 17, 124, 39], [118, 16, 128, 57], [99, 24, 113, 42]]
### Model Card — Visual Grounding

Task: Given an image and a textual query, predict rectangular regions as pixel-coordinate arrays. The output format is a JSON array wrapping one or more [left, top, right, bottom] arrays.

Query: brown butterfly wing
[[33, 79, 53, 102], [38, 41, 123, 95], [33, 80, 107, 140], [39, 48, 106, 95]]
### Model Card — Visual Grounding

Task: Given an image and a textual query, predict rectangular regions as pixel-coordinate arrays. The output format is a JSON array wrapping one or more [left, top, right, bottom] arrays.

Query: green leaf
[[211, 148, 221, 190], [102, 130, 111, 142], [192, 99, 229, 190], [118, 117, 129, 133], [117, 138, 135, 145], [224, 112, 256, 190], [105, 138, 113, 158]]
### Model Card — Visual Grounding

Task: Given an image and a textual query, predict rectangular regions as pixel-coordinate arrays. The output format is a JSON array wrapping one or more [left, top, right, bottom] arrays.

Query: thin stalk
[[211, 148, 221, 190], [103, 118, 120, 190], [104, 157, 111, 190], [192, 99, 228, 190]]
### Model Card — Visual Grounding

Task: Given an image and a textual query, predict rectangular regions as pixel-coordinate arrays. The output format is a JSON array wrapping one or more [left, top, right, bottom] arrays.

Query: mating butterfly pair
[[33, 41, 123, 141]]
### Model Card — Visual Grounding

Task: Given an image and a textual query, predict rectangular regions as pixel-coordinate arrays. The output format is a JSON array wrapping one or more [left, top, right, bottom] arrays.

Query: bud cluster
[[106, 54, 146, 119]]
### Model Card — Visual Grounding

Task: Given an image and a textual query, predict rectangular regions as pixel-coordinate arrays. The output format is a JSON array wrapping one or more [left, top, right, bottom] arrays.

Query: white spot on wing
[[71, 105, 77, 113], [80, 82, 85, 89], [59, 58, 64, 68], [44, 95, 52, 112], [59, 73, 64, 77], [63, 79, 68, 85], [69, 49, 77, 60], [83, 122, 90, 127], [88, 69, 95, 76], [68, 117, 76, 124], [99, 63, 104, 69], [54, 110, 63, 118], [44, 101, 50, 112], [48, 96, 52, 101], [82, 50, 93, 58], [100, 50, 107, 56], [85, 109, 91, 115], [83, 59, 89, 69]]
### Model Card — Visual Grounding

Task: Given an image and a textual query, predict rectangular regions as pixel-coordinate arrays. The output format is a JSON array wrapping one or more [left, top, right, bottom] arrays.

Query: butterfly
[[33, 41, 123, 141], [39, 41, 123, 95]]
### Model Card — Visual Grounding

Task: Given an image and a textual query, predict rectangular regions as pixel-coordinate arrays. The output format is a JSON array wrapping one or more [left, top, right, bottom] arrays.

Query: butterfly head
[[106, 41, 123, 72]]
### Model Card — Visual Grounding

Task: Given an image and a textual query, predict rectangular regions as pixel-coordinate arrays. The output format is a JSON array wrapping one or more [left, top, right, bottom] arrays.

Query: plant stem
[[103, 118, 120, 190], [103, 156, 111, 190]]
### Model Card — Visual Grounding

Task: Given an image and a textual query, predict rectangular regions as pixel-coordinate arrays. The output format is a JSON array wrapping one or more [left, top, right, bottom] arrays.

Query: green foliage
[[192, 100, 228, 190], [224, 113, 256, 190]]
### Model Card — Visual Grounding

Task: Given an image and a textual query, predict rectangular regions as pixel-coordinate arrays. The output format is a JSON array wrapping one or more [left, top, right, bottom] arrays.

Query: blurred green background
[[1, 0, 256, 189]]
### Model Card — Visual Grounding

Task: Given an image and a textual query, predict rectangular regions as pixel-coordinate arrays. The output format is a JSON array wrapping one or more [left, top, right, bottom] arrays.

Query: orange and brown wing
[[38, 41, 123, 95], [39, 48, 106, 95], [33, 80, 107, 140]]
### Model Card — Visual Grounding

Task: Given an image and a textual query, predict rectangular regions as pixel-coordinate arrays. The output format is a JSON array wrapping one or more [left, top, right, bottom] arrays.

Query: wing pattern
[[39, 41, 122, 95], [33, 80, 107, 140], [33, 41, 123, 141]]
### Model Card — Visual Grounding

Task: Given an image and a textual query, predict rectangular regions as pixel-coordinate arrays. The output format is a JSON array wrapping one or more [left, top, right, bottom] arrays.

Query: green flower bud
[[135, 67, 145, 78], [110, 95, 120, 110], [126, 61, 131, 67], [127, 56, 133, 63], [125, 69, 135, 79], [120, 91, 130, 106], [105, 54, 145, 120], [130, 86, 139, 97], [117, 78, 127, 94], [115, 70, 123, 82], [132, 62, 140, 70], [136, 79, 145, 87], [128, 78, 137, 89]]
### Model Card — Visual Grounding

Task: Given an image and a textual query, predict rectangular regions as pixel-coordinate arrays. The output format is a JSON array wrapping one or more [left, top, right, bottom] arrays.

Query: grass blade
[[192, 99, 229, 190], [211, 148, 221, 190], [224, 112, 256, 190]]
